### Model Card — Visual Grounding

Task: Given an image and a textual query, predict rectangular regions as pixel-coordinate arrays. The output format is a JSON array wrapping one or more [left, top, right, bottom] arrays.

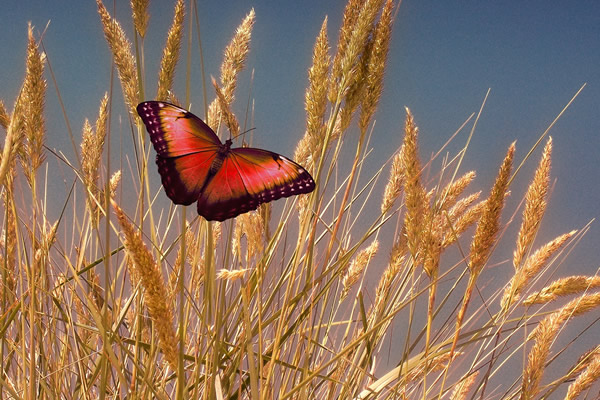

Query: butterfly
[[136, 101, 315, 221]]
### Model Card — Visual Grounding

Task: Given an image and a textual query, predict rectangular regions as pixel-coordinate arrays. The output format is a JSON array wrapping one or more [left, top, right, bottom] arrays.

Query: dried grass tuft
[[97, 0, 139, 114], [111, 199, 178, 370], [156, 0, 184, 102], [513, 138, 552, 269]]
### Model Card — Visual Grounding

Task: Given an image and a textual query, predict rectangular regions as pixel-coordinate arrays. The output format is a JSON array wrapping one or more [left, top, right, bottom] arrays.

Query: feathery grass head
[[208, 8, 255, 130], [130, 0, 149, 38], [156, 0, 184, 102], [513, 137, 552, 269], [502, 230, 576, 309], [341, 239, 379, 300], [111, 199, 178, 370], [381, 140, 404, 214], [522, 292, 600, 398], [401, 108, 428, 259], [297, 16, 330, 171], [523, 274, 600, 305], [81, 93, 108, 226], [469, 142, 515, 276], [20, 22, 47, 186], [359, 0, 394, 132], [97, 0, 139, 115]]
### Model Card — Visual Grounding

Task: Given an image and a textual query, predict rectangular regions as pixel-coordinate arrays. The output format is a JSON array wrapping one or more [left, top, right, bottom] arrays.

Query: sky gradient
[[3, 1, 598, 268]]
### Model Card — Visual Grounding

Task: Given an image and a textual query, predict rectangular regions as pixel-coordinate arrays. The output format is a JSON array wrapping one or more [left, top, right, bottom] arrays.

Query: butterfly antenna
[[232, 127, 256, 146]]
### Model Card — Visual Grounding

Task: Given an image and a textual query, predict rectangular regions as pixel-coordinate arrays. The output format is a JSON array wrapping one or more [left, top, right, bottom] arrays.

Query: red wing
[[137, 101, 222, 204], [156, 152, 218, 205], [136, 101, 221, 157], [196, 147, 315, 221]]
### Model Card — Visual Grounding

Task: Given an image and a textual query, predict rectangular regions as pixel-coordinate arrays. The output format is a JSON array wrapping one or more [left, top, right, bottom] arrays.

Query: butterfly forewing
[[136, 101, 221, 157], [137, 101, 222, 205]]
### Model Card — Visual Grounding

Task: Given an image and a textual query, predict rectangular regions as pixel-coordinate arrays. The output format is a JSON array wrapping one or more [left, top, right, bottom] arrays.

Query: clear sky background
[[3, 1, 598, 269], [2, 0, 600, 392]]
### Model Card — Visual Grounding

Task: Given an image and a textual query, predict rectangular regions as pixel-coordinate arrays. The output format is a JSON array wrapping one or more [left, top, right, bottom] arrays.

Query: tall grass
[[0, 0, 598, 399]]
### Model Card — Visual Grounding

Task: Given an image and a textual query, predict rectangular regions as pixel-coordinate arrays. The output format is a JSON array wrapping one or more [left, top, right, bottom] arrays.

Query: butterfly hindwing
[[196, 148, 315, 221], [156, 152, 218, 205]]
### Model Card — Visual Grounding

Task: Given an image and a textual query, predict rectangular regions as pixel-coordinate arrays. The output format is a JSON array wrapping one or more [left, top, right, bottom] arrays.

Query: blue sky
[[2, 2, 599, 270]]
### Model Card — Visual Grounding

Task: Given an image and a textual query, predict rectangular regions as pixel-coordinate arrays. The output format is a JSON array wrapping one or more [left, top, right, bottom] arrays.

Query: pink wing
[[137, 101, 221, 205], [196, 148, 315, 221]]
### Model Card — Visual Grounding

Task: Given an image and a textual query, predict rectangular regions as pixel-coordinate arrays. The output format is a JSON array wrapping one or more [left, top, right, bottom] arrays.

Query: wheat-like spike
[[524, 275, 600, 305], [566, 345, 600, 380], [337, 0, 385, 97], [130, 0, 149, 38], [108, 170, 121, 198], [438, 171, 476, 211], [421, 212, 443, 278], [156, 0, 184, 102], [565, 355, 600, 400], [514, 138, 552, 269], [401, 108, 427, 259], [367, 240, 404, 327], [450, 372, 479, 400], [81, 94, 108, 225], [328, 0, 366, 102], [341, 240, 379, 300], [521, 310, 563, 399], [207, 9, 255, 130], [217, 268, 249, 281], [0, 100, 9, 129], [232, 211, 264, 264], [111, 199, 178, 370], [502, 230, 576, 309], [381, 149, 404, 213], [21, 23, 47, 186], [296, 17, 330, 171], [97, 0, 139, 115], [469, 143, 515, 276], [441, 192, 482, 249], [359, 0, 393, 131], [522, 292, 600, 399], [212, 77, 240, 138]]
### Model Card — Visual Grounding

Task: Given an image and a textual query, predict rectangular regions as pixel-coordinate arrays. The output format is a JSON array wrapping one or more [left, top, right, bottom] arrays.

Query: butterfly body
[[137, 101, 315, 221]]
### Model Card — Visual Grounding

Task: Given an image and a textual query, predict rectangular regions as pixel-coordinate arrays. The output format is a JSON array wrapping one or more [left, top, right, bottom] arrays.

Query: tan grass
[[565, 354, 600, 400], [341, 239, 379, 300], [97, 0, 139, 114], [232, 210, 265, 264], [20, 23, 47, 186], [469, 142, 515, 276], [502, 230, 576, 309], [401, 108, 428, 259], [524, 275, 600, 305], [513, 138, 552, 269], [131, 0, 149, 38], [81, 93, 108, 226], [450, 371, 479, 400], [111, 199, 178, 370], [156, 0, 185, 102], [359, 0, 394, 131], [381, 136, 404, 214], [0, 100, 8, 129], [208, 8, 255, 129], [295, 17, 330, 171], [522, 292, 600, 399], [217, 268, 249, 281]]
